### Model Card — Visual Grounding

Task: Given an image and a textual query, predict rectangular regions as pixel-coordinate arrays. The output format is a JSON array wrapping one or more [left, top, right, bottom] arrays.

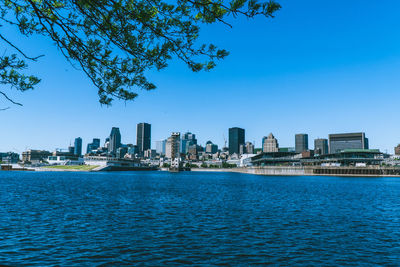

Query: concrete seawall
[[192, 166, 400, 177]]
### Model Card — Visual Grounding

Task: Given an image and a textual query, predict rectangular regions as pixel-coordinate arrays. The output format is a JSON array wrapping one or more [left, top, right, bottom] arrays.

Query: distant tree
[[162, 162, 170, 168], [0, 0, 280, 107]]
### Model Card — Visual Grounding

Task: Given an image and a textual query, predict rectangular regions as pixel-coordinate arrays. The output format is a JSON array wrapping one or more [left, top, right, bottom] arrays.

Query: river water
[[0, 171, 400, 265]]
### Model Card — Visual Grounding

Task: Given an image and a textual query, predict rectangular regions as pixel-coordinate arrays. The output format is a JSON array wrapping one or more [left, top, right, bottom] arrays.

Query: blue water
[[1, 171, 400, 265]]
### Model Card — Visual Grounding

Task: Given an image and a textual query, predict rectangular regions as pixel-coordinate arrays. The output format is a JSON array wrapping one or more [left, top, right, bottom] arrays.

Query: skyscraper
[[181, 132, 197, 154], [229, 127, 245, 155], [263, 133, 279, 152], [206, 141, 218, 154], [109, 127, 121, 155], [136, 123, 151, 155], [166, 132, 180, 159], [295, 134, 308, 153], [245, 142, 255, 154], [86, 138, 100, 154], [329, 132, 368, 154], [74, 137, 82, 157], [314, 138, 328, 155]]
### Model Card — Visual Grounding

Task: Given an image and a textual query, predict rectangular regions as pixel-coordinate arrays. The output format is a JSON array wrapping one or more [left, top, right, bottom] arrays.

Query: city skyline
[[13, 123, 396, 156], [0, 1, 400, 153]]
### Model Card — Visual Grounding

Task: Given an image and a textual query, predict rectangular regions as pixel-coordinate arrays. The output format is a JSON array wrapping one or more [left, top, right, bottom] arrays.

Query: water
[[1, 171, 400, 265]]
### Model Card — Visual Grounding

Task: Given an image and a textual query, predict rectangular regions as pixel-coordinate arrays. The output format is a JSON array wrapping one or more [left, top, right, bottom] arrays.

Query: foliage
[[222, 162, 237, 168], [208, 164, 220, 168], [0, 0, 280, 106], [185, 162, 198, 168]]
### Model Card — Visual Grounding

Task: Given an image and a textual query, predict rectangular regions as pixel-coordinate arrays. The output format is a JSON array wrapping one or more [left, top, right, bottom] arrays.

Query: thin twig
[[0, 33, 44, 61], [0, 91, 22, 106]]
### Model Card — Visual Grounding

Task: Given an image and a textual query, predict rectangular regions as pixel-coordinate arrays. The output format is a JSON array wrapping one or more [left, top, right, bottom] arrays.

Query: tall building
[[155, 140, 167, 156], [74, 137, 82, 156], [206, 141, 218, 154], [263, 133, 279, 152], [166, 132, 180, 159], [295, 134, 308, 153], [395, 144, 400, 155], [245, 142, 255, 154], [239, 144, 246, 155], [136, 123, 151, 155], [109, 127, 122, 155], [314, 138, 328, 155], [86, 138, 100, 154], [181, 132, 197, 154], [329, 132, 368, 154], [229, 127, 245, 155]]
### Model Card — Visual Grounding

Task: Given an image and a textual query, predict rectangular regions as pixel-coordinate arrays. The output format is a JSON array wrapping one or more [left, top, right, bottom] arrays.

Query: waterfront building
[[278, 147, 295, 153], [251, 149, 384, 167], [166, 132, 180, 159], [295, 134, 309, 153], [52, 149, 78, 160], [137, 123, 151, 155], [329, 132, 368, 154], [245, 142, 255, 154], [181, 132, 197, 154], [314, 138, 328, 155], [0, 152, 20, 163], [263, 133, 279, 153], [109, 127, 122, 155], [229, 127, 245, 155], [74, 137, 82, 157], [395, 144, 400, 155], [22, 150, 51, 163], [206, 141, 218, 154], [47, 156, 84, 166], [86, 138, 100, 154], [301, 150, 314, 158]]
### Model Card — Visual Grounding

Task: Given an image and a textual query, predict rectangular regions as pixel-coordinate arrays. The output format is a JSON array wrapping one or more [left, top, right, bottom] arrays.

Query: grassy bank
[[43, 165, 99, 171]]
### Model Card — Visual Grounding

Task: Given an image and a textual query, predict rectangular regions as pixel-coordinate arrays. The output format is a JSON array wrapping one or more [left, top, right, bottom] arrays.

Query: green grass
[[43, 165, 99, 171]]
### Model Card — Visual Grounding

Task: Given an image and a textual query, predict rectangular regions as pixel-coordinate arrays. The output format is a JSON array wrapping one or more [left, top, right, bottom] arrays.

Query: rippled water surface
[[1, 171, 400, 265]]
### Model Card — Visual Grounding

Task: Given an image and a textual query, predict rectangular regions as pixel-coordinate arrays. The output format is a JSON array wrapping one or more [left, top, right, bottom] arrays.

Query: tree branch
[[0, 33, 44, 61], [0, 91, 22, 106]]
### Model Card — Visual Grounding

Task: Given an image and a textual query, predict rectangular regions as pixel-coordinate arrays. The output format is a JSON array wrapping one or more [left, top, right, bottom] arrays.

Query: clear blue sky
[[1, 0, 400, 154]]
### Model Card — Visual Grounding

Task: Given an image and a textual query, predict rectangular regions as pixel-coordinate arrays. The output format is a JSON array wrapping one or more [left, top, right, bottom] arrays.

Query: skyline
[[1, 0, 400, 153], [15, 124, 395, 155]]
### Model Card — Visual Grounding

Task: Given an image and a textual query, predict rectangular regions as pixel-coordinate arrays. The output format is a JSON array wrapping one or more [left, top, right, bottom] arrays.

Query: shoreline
[[3, 165, 400, 177]]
